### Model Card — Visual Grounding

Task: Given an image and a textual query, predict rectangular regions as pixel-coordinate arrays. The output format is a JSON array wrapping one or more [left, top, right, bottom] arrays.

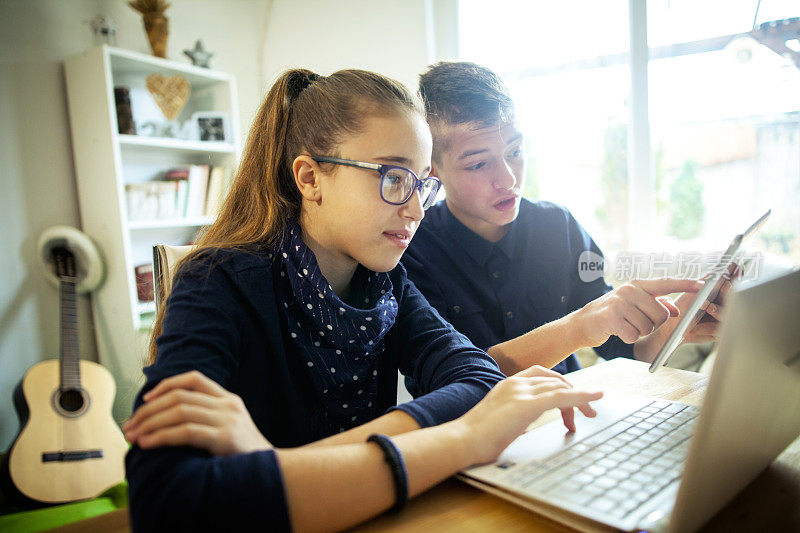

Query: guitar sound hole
[[59, 390, 85, 413]]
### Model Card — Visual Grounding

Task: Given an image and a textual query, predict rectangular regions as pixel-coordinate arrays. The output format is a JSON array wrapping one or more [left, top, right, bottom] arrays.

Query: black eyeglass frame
[[312, 156, 441, 209]]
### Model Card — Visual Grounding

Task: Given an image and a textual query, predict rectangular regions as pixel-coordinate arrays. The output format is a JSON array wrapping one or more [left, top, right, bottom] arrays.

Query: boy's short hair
[[418, 61, 515, 161]]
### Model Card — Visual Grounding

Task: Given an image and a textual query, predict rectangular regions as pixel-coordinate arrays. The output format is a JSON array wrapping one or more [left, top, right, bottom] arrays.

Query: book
[[165, 168, 190, 180], [126, 181, 178, 220], [125, 183, 151, 220], [163, 169, 189, 218], [156, 181, 179, 219], [185, 164, 211, 218], [204, 166, 227, 217], [134, 263, 155, 302], [176, 179, 188, 218]]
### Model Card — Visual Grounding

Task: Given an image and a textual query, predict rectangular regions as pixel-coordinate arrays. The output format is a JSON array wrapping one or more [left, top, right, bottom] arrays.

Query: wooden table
[[49, 359, 800, 532], [353, 358, 800, 532]]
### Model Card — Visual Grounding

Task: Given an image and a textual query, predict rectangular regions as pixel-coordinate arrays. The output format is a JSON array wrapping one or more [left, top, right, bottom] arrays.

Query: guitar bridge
[[42, 450, 104, 462]]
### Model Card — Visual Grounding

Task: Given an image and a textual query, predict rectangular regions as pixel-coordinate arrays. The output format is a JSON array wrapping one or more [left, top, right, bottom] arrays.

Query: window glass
[[459, 0, 800, 274], [459, 0, 632, 255], [648, 0, 800, 268]]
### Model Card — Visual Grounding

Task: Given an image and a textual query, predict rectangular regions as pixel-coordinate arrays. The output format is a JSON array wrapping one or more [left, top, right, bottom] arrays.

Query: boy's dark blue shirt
[[402, 199, 634, 379], [125, 247, 505, 532]]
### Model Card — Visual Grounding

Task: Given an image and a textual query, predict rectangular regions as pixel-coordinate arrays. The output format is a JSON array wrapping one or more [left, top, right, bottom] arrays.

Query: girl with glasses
[[123, 68, 602, 532]]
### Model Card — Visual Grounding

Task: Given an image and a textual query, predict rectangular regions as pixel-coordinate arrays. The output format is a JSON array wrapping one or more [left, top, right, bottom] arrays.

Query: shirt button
[[492, 271, 501, 279], [453, 305, 461, 314], [561, 295, 567, 303], [506, 311, 514, 319]]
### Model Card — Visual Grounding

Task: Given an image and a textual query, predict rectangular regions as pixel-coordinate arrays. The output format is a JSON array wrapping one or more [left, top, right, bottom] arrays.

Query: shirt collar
[[442, 203, 516, 265], [495, 222, 517, 261]]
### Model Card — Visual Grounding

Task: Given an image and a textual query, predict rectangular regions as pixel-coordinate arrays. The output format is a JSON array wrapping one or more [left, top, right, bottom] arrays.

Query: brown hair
[[418, 61, 515, 162], [147, 68, 423, 364]]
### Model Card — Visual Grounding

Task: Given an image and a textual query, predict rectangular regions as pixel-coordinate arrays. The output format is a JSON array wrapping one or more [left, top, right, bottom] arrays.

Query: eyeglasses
[[312, 156, 441, 210]]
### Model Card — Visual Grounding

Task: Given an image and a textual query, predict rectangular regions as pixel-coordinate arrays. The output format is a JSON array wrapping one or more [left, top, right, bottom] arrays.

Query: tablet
[[648, 209, 771, 373]]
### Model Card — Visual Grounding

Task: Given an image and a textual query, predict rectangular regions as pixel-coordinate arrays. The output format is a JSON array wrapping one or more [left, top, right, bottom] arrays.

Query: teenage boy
[[403, 61, 722, 377]]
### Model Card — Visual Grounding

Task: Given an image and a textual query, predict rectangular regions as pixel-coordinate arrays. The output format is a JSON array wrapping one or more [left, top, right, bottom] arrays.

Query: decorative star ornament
[[183, 40, 213, 68]]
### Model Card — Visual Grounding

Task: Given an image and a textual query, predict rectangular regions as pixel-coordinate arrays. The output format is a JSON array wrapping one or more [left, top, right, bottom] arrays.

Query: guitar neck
[[60, 277, 81, 391]]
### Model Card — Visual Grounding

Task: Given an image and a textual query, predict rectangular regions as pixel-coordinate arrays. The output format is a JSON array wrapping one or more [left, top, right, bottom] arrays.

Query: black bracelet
[[367, 433, 408, 513]]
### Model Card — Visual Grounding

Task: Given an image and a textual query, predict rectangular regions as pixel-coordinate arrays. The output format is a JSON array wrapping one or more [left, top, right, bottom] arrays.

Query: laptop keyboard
[[497, 400, 700, 520]]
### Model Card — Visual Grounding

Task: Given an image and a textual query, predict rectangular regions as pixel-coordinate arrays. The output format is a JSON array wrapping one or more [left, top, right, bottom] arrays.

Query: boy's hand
[[641, 264, 741, 356], [573, 278, 704, 347], [682, 264, 740, 343]]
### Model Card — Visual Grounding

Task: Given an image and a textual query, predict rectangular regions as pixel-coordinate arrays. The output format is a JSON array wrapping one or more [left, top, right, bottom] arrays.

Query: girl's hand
[[122, 370, 272, 456], [457, 366, 603, 466]]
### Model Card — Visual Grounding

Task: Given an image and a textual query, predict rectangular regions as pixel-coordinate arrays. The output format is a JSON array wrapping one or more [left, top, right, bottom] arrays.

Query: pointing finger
[[634, 278, 704, 297], [656, 296, 680, 317], [560, 407, 576, 433]]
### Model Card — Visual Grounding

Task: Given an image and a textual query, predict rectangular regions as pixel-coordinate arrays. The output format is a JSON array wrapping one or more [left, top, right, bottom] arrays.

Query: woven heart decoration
[[145, 74, 191, 120]]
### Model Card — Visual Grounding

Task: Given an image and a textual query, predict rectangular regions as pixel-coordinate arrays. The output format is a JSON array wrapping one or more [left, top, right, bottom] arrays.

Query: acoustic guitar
[[4, 247, 128, 503]]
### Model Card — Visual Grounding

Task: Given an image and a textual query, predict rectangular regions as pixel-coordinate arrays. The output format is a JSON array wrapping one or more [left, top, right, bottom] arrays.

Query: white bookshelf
[[118, 134, 237, 154], [64, 46, 240, 417]]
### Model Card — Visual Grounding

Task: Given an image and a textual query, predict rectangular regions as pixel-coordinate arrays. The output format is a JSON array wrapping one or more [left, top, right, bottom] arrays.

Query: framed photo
[[184, 111, 231, 142]]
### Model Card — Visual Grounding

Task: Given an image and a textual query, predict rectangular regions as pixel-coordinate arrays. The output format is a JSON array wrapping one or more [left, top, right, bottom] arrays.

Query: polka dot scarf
[[274, 221, 398, 432]]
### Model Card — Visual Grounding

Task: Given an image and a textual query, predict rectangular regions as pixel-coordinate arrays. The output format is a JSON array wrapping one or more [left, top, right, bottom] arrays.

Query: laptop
[[460, 267, 800, 533], [649, 209, 771, 372]]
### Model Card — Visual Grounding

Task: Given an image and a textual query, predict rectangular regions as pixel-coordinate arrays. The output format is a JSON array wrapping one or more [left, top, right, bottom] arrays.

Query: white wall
[[0, 0, 456, 449], [260, 0, 431, 91]]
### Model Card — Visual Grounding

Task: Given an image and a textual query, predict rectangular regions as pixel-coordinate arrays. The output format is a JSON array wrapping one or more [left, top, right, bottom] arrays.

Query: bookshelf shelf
[[118, 134, 237, 154], [137, 301, 157, 314], [108, 46, 232, 87], [65, 45, 241, 417]]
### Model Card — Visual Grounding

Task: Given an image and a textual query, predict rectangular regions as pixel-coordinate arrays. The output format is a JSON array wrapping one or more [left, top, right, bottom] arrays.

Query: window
[[459, 0, 800, 277], [460, 0, 632, 253], [648, 0, 800, 266]]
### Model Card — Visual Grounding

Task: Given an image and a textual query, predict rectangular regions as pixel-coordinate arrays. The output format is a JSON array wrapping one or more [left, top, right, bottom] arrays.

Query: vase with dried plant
[[129, 0, 171, 58]]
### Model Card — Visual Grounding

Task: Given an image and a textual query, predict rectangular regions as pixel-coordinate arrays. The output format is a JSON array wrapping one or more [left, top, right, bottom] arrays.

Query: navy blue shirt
[[402, 199, 634, 377], [125, 247, 505, 532]]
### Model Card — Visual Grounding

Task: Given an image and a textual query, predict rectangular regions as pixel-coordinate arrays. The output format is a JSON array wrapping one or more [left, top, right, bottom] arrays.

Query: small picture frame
[[184, 111, 231, 142]]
